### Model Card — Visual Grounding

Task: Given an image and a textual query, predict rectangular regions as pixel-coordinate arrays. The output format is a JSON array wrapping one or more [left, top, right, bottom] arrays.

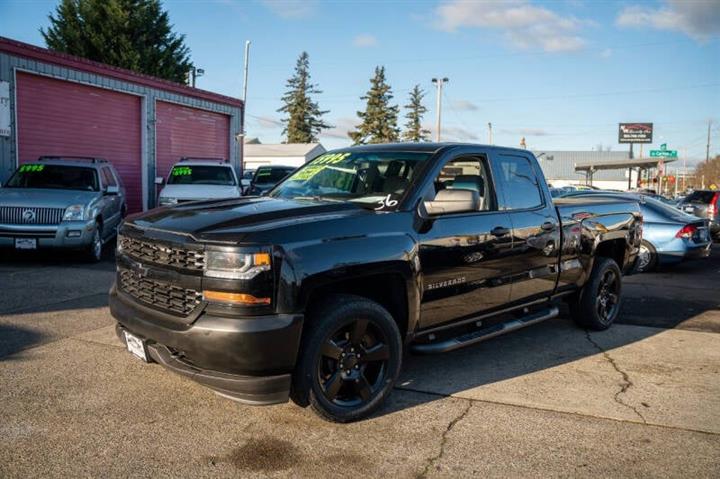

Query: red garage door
[[16, 72, 143, 212], [155, 101, 230, 179]]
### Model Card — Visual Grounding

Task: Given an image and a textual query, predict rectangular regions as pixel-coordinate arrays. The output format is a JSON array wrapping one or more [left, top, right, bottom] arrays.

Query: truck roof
[[330, 142, 532, 156]]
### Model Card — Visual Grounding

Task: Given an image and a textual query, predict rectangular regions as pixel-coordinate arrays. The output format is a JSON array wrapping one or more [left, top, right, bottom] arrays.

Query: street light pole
[[431, 77, 448, 142], [488, 122, 493, 145]]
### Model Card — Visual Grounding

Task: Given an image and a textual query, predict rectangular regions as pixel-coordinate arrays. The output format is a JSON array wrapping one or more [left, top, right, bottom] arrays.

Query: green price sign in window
[[171, 166, 192, 176], [19, 164, 45, 173]]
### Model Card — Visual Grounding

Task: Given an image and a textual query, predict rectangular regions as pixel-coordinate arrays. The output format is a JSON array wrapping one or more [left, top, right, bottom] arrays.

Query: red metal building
[[0, 37, 243, 212]]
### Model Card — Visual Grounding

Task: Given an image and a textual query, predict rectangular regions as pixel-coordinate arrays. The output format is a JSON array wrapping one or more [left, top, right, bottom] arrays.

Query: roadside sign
[[650, 149, 677, 158], [660, 143, 667, 151], [619, 123, 653, 143]]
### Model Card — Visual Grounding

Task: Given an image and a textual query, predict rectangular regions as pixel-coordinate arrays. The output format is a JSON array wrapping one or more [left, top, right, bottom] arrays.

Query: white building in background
[[243, 143, 326, 170], [533, 150, 639, 190]]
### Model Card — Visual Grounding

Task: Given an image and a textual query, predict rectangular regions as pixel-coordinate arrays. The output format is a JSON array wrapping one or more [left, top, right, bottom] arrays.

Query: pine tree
[[402, 84, 430, 142], [277, 52, 331, 143], [41, 0, 192, 83], [348, 66, 400, 144]]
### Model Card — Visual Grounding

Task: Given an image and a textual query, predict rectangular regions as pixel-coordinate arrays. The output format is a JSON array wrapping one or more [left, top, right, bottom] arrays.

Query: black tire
[[86, 223, 103, 262], [291, 294, 403, 423], [569, 257, 622, 331], [635, 240, 657, 273]]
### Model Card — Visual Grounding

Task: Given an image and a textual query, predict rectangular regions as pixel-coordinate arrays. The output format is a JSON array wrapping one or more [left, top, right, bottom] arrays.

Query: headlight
[[204, 250, 271, 280], [63, 204, 86, 221]]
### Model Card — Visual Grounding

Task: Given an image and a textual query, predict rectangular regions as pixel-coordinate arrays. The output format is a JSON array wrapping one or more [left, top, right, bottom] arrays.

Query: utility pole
[[488, 122, 493, 145], [239, 40, 251, 173], [431, 77, 448, 142], [187, 66, 205, 88], [707, 120, 712, 163]]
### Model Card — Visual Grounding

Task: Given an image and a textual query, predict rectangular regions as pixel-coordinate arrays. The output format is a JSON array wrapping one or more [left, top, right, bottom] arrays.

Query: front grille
[[119, 235, 205, 271], [0, 206, 64, 225], [119, 269, 202, 316]]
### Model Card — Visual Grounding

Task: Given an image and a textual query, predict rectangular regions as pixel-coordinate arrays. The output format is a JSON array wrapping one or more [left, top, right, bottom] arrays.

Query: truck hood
[[159, 184, 240, 201], [128, 196, 373, 242], [0, 188, 98, 208]]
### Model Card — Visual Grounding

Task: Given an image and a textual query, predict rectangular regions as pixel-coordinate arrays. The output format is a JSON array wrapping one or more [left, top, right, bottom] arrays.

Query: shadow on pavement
[[0, 324, 45, 360]]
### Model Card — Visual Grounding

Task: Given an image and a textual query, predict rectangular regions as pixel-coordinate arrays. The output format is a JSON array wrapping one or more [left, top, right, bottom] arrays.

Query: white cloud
[[435, 0, 587, 52], [616, 0, 720, 41], [432, 125, 480, 141], [353, 34, 378, 48], [451, 100, 480, 111], [322, 117, 358, 139], [500, 127, 552, 136], [253, 115, 282, 129], [259, 0, 318, 19]]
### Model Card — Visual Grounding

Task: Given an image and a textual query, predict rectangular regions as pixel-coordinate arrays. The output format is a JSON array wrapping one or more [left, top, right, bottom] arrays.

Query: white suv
[[157, 158, 241, 206]]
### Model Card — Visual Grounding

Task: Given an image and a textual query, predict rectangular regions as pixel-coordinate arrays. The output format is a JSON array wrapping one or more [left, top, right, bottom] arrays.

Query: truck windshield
[[269, 151, 431, 210], [5, 164, 99, 191], [167, 165, 236, 186]]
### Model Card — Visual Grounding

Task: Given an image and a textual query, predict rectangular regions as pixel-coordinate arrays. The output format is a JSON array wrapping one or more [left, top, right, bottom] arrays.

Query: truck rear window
[[5, 164, 99, 191], [168, 165, 236, 186]]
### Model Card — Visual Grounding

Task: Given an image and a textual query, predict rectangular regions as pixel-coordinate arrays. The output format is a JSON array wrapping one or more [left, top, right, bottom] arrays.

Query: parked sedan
[[677, 190, 719, 239], [564, 192, 712, 272]]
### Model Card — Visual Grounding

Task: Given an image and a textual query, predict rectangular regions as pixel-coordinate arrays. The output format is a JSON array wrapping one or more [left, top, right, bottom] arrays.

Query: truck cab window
[[494, 155, 543, 210], [433, 156, 493, 211]]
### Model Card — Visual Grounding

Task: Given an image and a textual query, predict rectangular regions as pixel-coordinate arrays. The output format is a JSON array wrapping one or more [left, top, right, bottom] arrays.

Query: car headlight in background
[[159, 197, 178, 206], [63, 204, 86, 221], [204, 250, 271, 280]]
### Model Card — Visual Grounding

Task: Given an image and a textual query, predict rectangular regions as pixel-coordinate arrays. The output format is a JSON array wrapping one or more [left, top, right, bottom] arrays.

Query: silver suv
[[0, 157, 127, 261]]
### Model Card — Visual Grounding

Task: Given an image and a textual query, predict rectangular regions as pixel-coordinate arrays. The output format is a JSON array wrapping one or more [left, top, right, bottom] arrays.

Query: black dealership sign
[[618, 123, 653, 143]]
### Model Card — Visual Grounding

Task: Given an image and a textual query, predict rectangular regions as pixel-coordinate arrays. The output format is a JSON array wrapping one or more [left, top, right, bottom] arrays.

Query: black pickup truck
[[110, 143, 642, 422]]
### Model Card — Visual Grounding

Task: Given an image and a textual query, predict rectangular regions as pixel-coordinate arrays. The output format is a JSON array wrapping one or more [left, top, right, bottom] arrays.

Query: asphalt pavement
[[1, 245, 719, 477]]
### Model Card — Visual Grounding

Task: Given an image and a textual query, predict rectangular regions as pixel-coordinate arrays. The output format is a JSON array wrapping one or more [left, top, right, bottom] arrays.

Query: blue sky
[[2, 0, 719, 162]]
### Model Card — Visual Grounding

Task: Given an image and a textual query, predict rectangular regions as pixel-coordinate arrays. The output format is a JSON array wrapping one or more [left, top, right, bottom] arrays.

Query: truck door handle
[[491, 226, 509, 237], [541, 221, 556, 231]]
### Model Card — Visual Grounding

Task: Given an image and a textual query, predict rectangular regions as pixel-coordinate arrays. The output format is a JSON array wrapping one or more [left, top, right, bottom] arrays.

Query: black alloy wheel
[[291, 295, 402, 423], [317, 318, 391, 407], [569, 257, 623, 331], [595, 269, 620, 325]]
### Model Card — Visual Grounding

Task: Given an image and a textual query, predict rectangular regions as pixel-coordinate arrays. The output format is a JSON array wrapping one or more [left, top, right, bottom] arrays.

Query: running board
[[411, 306, 559, 354]]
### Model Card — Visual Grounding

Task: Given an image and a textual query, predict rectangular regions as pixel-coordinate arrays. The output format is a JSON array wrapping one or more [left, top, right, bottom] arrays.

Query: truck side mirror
[[105, 185, 120, 195], [154, 176, 164, 185], [424, 189, 479, 215]]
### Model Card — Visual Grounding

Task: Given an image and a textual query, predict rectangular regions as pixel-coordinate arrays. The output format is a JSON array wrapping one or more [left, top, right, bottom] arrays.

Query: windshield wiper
[[292, 195, 345, 203]]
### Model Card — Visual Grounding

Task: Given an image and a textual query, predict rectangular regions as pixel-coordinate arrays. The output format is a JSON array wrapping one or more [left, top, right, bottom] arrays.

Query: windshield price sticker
[[19, 164, 45, 173], [291, 164, 327, 181], [172, 166, 192, 176], [313, 152, 351, 165]]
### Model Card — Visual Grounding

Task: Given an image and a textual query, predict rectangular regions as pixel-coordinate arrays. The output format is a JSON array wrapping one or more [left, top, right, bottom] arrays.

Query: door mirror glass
[[154, 176, 164, 185], [105, 185, 120, 195], [424, 189, 479, 215]]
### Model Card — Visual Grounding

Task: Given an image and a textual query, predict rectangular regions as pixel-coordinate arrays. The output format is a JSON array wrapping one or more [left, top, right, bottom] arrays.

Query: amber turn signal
[[253, 253, 271, 266], [203, 290, 271, 305]]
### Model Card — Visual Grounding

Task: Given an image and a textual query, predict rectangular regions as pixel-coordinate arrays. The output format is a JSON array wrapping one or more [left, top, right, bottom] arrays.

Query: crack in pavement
[[584, 330, 647, 424], [417, 399, 472, 478]]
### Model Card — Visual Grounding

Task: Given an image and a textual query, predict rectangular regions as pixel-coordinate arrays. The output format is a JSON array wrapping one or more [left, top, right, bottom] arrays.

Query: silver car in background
[[0, 157, 126, 261]]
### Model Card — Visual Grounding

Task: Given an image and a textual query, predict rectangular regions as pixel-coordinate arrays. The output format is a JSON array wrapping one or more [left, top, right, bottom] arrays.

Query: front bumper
[[109, 284, 303, 405], [0, 220, 97, 249]]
